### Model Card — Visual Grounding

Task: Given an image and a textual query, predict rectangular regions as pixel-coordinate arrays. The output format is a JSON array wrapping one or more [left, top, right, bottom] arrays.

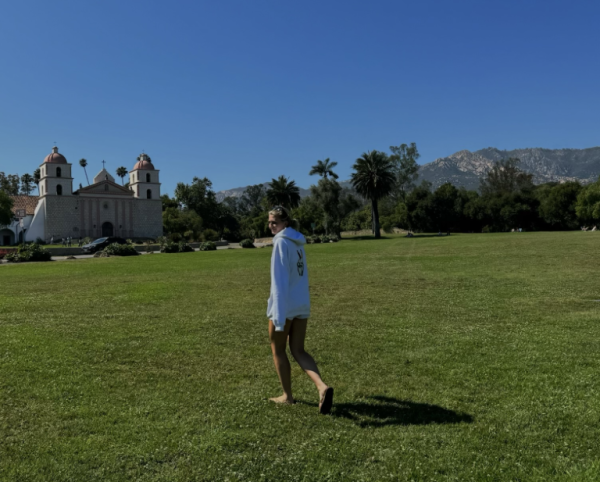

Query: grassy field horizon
[[1, 232, 599, 481]]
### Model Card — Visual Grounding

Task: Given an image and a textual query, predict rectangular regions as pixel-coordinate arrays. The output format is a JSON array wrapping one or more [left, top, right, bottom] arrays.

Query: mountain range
[[215, 147, 600, 201]]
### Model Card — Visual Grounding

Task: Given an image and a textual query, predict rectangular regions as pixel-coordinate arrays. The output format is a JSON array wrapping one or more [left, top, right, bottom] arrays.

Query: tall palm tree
[[33, 169, 41, 195], [309, 158, 339, 179], [116, 166, 128, 185], [266, 176, 301, 210], [79, 159, 90, 185], [351, 151, 396, 238]]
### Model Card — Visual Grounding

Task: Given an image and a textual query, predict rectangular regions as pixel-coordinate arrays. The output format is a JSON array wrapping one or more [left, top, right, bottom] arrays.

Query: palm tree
[[350, 151, 396, 238], [33, 169, 41, 195], [116, 166, 128, 185], [20, 173, 33, 196], [309, 158, 339, 179], [266, 176, 301, 210], [79, 159, 90, 185]]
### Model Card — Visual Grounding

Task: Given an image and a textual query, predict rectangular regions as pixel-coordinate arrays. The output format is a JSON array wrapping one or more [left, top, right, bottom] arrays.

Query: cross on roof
[[102, 160, 106, 169]]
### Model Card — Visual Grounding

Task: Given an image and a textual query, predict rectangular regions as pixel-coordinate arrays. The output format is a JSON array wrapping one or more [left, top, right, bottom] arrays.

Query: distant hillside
[[215, 181, 352, 202], [216, 147, 600, 200], [418, 147, 600, 190], [215, 182, 311, 202]]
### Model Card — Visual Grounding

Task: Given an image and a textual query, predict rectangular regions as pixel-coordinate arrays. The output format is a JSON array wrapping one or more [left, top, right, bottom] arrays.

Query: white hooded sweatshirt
[[267, 227, 310, 331]]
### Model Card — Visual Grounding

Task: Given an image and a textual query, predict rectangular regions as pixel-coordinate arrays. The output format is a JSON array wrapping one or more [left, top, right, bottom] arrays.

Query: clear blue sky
[[1, 0, 599, 195]]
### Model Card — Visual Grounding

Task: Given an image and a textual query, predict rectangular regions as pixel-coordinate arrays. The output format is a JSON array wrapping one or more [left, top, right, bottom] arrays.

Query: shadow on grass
[[300, 395, 473, 428]]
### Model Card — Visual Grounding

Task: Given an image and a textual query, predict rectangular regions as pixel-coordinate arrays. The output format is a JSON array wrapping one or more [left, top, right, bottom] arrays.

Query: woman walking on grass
[[267, 205, 334, 414]]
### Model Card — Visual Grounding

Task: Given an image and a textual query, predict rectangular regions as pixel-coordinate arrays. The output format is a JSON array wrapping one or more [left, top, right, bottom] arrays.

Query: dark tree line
[[160, 149, 600, 242]]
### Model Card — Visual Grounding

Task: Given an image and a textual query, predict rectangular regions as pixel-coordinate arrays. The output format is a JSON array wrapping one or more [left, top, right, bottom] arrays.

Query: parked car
[[82, 237, 128, 254]]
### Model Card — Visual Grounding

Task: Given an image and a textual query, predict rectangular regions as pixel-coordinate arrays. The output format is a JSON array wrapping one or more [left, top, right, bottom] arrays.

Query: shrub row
[[161, 241, 195, 254], [239, 239, 255, 248], [103, 243, 140, 256], [5, 244, 52, 262], [307, 234, 339, 244], [198, 241, 217, 251]]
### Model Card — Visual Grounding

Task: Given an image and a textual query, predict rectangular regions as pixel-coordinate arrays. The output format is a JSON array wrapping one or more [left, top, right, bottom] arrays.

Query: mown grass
[[0, 232, 599, 481]]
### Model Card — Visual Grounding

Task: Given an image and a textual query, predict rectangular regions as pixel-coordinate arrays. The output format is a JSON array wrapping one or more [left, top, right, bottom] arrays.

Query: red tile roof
[[9, 195, 39, 216]]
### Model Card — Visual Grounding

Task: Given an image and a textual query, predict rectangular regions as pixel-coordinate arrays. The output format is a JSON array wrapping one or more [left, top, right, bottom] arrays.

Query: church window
[[105, 184, 109, 191], [56, 185, 63, 195], [103, 203, 109, 210], [146, 173, 151, 182], [147, 189, 152, 199], [56, 167, 62, 178]]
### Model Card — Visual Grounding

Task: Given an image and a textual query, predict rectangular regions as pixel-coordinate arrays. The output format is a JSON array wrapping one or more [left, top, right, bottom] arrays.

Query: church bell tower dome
[[133, 153, 155, 170], [44, 146, 68, 164]]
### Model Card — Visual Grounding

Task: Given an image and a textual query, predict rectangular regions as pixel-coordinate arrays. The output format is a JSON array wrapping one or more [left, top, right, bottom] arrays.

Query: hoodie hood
[[274, 227, 306, 246]]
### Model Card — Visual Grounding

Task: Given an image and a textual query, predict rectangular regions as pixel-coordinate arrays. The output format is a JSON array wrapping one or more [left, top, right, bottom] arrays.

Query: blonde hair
[[269, 205, 299, 230]]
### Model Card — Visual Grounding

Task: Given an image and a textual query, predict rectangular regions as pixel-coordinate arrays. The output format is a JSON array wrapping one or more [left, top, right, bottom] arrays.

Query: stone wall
[[132, 200, 163, 238], [43, 194, 163, 241]]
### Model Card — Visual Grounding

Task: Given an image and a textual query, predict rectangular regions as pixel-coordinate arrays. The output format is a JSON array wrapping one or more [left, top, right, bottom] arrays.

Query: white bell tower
[[39, 146, 73, 197], [129, 153, 160, 200]]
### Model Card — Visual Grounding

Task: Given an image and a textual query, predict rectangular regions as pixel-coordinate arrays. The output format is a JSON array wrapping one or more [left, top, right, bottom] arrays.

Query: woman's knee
[[290, 347, 307, 361]]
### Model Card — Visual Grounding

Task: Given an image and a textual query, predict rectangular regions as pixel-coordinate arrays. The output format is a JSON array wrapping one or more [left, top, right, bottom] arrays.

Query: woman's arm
[[270, 239, 290, 331]]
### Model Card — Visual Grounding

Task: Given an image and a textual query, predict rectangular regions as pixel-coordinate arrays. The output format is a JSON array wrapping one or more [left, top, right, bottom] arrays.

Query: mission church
[[1, 146, 163, 245]]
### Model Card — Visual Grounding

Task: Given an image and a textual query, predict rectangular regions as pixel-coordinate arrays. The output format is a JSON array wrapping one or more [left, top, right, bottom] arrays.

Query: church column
[[129, 201, 134, 238], [80, 200, 85, 237], [96, 199, 101, 237], [89, 199, 93, 238], [122, 201, 126, 236], [114, 200, 119, 236]]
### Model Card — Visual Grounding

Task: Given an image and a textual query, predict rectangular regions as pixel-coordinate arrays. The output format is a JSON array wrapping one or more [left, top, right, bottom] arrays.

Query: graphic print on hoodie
[[267, 228, 310, 331]]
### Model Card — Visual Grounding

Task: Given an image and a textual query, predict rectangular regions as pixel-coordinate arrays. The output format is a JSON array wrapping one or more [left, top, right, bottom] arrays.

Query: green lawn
[[1, 232, 599, 481]]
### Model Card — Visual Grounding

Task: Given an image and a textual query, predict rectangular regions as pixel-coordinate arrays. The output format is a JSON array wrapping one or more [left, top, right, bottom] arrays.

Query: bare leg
[[268, 318, 294, 404], [288, 319, 329, 398]]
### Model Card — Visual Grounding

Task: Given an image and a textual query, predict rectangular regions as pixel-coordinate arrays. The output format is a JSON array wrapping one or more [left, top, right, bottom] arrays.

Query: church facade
[[6, 147, 163, 244]]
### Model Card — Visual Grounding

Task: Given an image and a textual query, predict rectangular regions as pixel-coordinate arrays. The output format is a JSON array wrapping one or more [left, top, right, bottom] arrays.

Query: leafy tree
[[350, 151, 396, 238], [240, 184, 267, 216], [389, 142, 420, 202], [162, 207, 203, 239], [309, 158, 339, 180], [478, 158, 539, 231], [116, 166, 128, 185], [576, 177, 600, 224], [20, 173, 34, 196], [33, 169, 41, 195], [174, 177, 220, 229], [310, 179, 359, 236], [341, 204, 373, 232], [79, 159, 90, 185], [0, 173, 20, 195], [431, 183, 459, 232], [378, 196, 408, 233], [293, 196, 326, 234], [0, 190, 14, 225], [480, 158, 534, 196], [536, 181, 582, 229], [161, 194, 180, 211], [406, 181, 435, 232], [456, 188, 485, 232], [266, 176, 301, 210]]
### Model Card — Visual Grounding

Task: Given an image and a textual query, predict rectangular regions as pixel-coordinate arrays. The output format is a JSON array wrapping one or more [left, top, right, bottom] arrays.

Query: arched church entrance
[[102, 222, 114, 237], [0, 229, 14, 246]]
